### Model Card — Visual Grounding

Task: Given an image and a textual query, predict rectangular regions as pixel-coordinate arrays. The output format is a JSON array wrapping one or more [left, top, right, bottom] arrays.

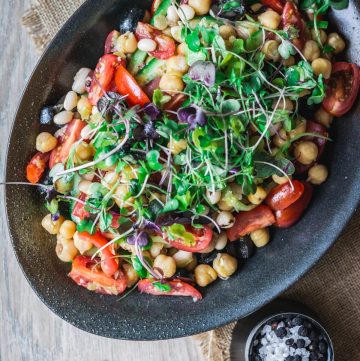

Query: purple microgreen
[[127, 231, 149, 247], [177, 105, 207, 130], [188, 61, 216, 87], [142, 103, 160, 121]]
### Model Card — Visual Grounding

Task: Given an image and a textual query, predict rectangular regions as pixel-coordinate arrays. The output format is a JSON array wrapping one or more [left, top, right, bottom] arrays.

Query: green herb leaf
[[153, 282, 171, 292], [146, 150, 163, 171], [77, 218, 96, 234], [165, 224, 196, 246], [99, 212, 113, 232]]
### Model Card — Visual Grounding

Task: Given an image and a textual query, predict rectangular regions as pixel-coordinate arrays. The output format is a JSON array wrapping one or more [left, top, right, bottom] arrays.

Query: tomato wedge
[[266, 180, 304, 211], [322, 62, 360, 117], [26, 152, 50, 184], [71, 192, 90, 223], [104, 30, 120, 54], [115, 65, 150, 106], [164, 225, 213, 253], [274, 182, 313, 228], [227, 205, 275, 241], [261, 0, 285, 13], [69, 256, 126, 295], [88, 54, 121, 106], [135, 22, 175, 60], [77, 232, 118, 277], [49, 118, 86, 169], [282, 2, 306, 50], [138, 279, 202, 302]]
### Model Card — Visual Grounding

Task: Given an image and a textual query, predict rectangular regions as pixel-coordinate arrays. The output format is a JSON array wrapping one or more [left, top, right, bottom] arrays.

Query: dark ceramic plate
[[5, 0, 360, 340]]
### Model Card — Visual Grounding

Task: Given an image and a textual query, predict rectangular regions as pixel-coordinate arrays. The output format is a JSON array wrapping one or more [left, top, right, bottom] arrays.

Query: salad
[[25, 0, 359, 301]]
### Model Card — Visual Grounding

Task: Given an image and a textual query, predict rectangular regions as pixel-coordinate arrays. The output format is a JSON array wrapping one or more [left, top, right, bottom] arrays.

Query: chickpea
[[218, 200, 233, 211], [73, 231, 93, 254], [311, 58, 332, 79], [274, 98, 294, 112], [273, 129, 289, 148], [216, 211, 235, 229], [185, 256, 198, 271], [122, 263, 139, 288], [173, 250, 195, 268], [251, 3, 263, 12], [212, 253, 238, 279], [167, 5, 180, 23], [214, 232, 228, 251], [311, 29, 327, 45], [188, 0, 211, 15], [248, 186, 267, 205], [230, 183, 243, 200], [54, 110, 73, 125], [78, 180, 92, 194], [272, 174, 290, 185], [150, 242, 165, 258], [153, 255, 177, 278], [75, 142, 94, 161], [55, 177, 73, 194], [288, 118, 307, 139], [194, 264, 217, 287], [258, 10, 281, 30], [170, 26, 184, 43], [153, 14, 168, 30], [114, 184, 133, 208], [219, 25, 236, 40], [315, 107, 333, 128], [41, 214, 64, 235], [101, 171, 119, 189], [326, 32, 346, 54], [283, 56, 295, 67], [262, 40, 280, 62], [206, 189, 222, 205], [117, 32, 138, 54], [77, 96, 92, 120], [167, 55, 189, 73], [250, 228, 270, 247], [56, 236, 78, 262], [36, 132, 57, 153], [307, 164, 328, 185], [294, 141, 319, 165], [303, 40, 321, 62], [177, 42, 189, 55], [159, 73, 184, 92], [168, 138, 187, 155], [59, 220, 77, 239]]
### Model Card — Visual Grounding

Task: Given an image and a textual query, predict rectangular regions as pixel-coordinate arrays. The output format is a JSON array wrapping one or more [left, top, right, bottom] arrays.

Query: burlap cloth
[[22, 2, 360, 360]]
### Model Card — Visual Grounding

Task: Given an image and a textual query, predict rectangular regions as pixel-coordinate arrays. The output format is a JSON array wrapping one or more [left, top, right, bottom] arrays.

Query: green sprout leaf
[[153, 282, 171, 292], [146, 150, 163, 171]]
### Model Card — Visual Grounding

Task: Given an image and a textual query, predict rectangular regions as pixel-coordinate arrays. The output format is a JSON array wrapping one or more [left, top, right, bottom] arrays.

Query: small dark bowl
[[5, 0, 360, 340], [231, 299, 334, 361]]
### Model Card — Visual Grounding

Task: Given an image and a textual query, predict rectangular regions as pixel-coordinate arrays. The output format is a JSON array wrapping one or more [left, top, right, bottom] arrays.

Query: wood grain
[[0, 1, 202, 360]]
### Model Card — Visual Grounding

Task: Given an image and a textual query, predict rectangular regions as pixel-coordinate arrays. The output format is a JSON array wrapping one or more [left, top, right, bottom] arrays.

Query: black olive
[[211, 0, 246, 20], [225, 237, 254, 259], [133, 125, 146, 141], [197, 250, 219, 265], [39, 106, 54, 124], [119, 7, 145, 34]]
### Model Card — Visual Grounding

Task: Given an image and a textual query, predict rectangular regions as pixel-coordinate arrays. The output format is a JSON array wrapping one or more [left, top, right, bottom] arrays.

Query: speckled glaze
[[5, 0, 360, 340]]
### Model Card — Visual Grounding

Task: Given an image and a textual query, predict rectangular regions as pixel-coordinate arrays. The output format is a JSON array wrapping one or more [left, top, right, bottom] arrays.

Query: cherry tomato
[[104, 30, 120, 54], [261, 0, 285, 13], [138, 279, 202, 302], [71, 192, 90, 222], [322, 62, 360, 117], [69, 256, 126, 295], [227, 205, 275, 241], [274, 182, 313, 228], [88, 54, 121, 106], [135, 22, 175, 60], [282, 2, 306, 50], [164, 225, 213, 253], [266, 180, 304, 211], [26, 152, 50, 184], [49, 118, 86, 169], [115, 65, 150, 106], [77, 232, 119, 277]]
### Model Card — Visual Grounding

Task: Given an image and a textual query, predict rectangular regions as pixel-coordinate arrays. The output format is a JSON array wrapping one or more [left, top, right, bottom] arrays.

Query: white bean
[[80, 124, 93, 140], [72, 67, 91, 94], [215, 232, 228, 250], [167, 5, 180, 23], [138, 38, 157, 52], [63, 91, 79, 111], [206, 189, 221, 205], [216, 211, 235, 229], [54, 110, 73, 125], [179, 5, 195, 21]]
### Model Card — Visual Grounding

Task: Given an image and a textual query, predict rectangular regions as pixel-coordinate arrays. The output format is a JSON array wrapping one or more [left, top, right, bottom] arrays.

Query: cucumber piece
[[150, 0, 172, 25], [128, 49, 147, 76], [136, 58, 167, 86]]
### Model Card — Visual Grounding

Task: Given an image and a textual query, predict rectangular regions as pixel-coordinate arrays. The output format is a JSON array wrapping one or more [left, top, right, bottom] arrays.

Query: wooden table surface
[[0, 1, 202, 360]]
